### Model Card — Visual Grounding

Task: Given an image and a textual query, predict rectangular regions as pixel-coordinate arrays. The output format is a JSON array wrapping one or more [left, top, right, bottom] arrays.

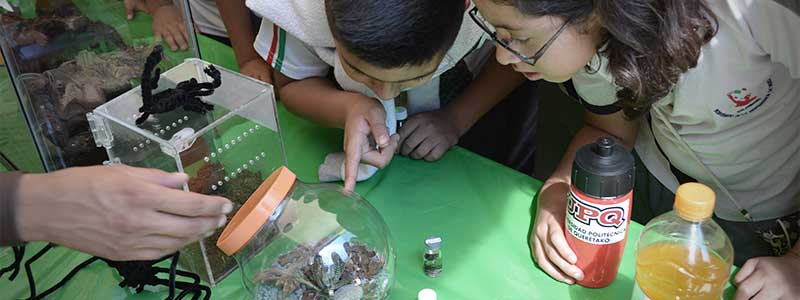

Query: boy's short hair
[[325, 0, 465, 69]]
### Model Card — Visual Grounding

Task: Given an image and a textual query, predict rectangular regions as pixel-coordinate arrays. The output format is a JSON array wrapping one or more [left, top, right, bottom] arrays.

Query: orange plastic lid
[[216, 166, 296, 256], [674, 182, 716, 222]]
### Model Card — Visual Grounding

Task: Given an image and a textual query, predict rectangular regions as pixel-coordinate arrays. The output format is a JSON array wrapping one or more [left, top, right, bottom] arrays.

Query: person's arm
[[257, 21, 397, 191], [729, 5, 800, 299], [254, 21, 348, 127], [398, 53, 525, 161], [275, 72, 398, 192], [544, 111, 638, 186], [124, 0, 147, 20], [215, 0, 273, 82], [13, 165, 232, 261], [0, 172, 23, 246], [141, 0, 170, 12], [446, 57, 526, 137], [531, 110, 638, 284], [734, 241, 800, 300], [275, 72, 365, 129], [140, 0, 190, 51]]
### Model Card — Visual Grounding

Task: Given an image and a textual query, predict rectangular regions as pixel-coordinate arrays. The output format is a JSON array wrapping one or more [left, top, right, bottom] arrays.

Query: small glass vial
[[423, 236, 442, 277]]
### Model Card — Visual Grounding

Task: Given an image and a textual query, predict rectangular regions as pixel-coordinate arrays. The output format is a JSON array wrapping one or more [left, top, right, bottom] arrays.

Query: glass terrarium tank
[[0, 0, 197, 171], [88, 57, 286, 286], [217, 166, 396, 300]]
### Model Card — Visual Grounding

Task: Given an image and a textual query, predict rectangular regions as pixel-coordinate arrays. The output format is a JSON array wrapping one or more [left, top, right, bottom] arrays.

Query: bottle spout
[[594, 137, 615, 157]]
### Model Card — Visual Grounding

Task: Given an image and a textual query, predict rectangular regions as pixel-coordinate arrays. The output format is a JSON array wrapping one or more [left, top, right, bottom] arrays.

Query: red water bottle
[[565, 137, 634, 288]]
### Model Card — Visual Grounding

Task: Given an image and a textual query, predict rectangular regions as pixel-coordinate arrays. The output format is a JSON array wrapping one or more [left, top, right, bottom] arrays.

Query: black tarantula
[[135, 45, 220, 125]]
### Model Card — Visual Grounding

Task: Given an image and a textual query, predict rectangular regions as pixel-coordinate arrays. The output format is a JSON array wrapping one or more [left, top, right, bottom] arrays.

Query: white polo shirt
[[246, 0, 492, 134]]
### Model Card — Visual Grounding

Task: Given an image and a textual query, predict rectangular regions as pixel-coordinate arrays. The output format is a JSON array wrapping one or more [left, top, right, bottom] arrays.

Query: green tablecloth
[[0, 106, 645, 300], [0, 55, 42, 173], [0, 27, 740, 300]]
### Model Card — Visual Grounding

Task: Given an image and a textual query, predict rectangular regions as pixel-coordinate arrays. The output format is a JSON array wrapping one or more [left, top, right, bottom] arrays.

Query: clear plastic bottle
[[632, 183, 734, 300]]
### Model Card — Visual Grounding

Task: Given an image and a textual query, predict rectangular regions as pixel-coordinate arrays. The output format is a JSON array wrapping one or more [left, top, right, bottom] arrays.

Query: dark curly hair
[[494, 0, 718, 119]]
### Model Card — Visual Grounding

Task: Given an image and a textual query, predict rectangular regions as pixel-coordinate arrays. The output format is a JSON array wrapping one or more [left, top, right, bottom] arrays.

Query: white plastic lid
[[425, 236, 442, 250], [418, 288, 437, 300], [395, 106, 408, 121]]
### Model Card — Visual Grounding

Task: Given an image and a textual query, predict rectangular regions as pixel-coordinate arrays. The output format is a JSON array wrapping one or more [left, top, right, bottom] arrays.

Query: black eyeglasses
[[469, 7, 570, 67]]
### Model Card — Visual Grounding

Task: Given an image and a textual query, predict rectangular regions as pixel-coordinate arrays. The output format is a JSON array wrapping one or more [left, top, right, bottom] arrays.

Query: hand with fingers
[[15, 165, 232, 261], [149, 3, 190, 52], [124, 0, 147, 20], [124, 0, 190, 51], [530, 181, 584, 284], [733, 249, 800, 300], [398, 110, 460, 162], [342, 95, 399, 192]]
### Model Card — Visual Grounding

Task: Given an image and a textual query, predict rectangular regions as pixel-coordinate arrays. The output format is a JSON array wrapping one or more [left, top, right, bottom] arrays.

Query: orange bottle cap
[[216, 166, 296, 256], [675, 182, 716, 222]]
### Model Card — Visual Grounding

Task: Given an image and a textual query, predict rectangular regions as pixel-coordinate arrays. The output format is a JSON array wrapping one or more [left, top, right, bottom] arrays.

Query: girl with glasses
[[471, 1, 800, 299]]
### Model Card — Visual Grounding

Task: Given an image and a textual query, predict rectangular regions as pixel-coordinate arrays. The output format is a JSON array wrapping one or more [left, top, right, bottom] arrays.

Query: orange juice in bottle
[[632, 183, 734, 300]]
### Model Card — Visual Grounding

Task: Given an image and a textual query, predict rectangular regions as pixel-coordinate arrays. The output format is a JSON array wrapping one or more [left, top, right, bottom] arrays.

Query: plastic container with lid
[[217, 166, 396, 300], [632, 183, 734, 300], [88, 58, 286, 285], [0, 0, 199, 172]]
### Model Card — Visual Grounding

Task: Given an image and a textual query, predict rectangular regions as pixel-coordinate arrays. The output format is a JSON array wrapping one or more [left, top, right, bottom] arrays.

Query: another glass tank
[[0, 0, 197, 171], [217, 166, 396, 300], [88, 58, 287, 286]]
